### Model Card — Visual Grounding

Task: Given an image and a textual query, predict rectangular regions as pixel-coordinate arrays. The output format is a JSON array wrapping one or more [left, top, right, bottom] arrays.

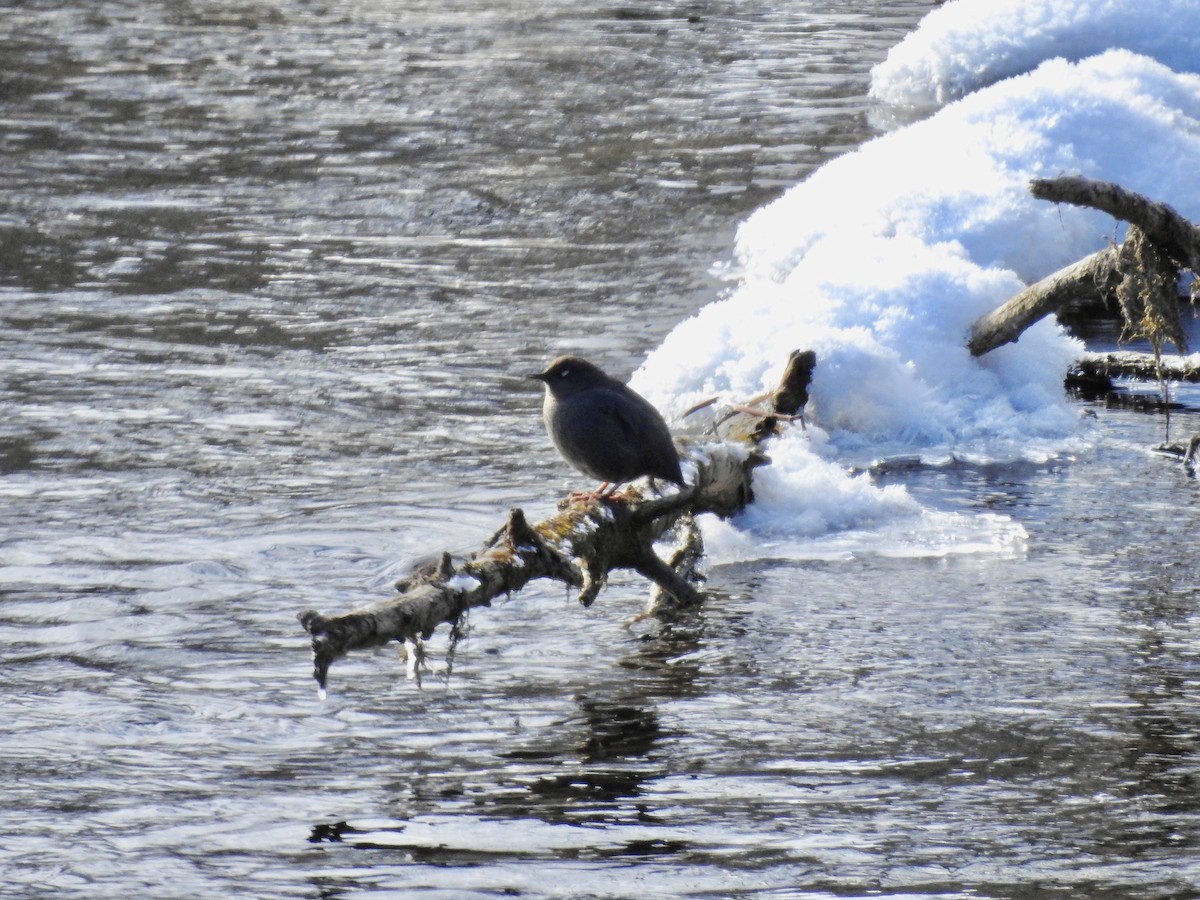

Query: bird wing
[[593, 386, 683, 484], [594, 386, 645, 439]]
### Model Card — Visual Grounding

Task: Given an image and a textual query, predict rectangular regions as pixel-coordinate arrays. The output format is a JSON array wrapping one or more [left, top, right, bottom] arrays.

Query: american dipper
[[529, 355, 685, 497]]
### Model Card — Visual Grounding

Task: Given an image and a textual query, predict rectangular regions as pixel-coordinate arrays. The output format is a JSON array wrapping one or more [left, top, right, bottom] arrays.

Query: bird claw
[[567, 490, 608, 503], [566, 483, 640, 504]]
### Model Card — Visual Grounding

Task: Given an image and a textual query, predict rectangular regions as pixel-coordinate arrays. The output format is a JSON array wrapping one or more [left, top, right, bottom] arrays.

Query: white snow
[[632, 1, 1200, 561], [445, 573, 483, 593], [870, 0, 1200, 110]]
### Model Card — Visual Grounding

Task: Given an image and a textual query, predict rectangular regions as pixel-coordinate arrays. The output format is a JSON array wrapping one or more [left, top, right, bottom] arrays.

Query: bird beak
[[527, 372, 549, 382]]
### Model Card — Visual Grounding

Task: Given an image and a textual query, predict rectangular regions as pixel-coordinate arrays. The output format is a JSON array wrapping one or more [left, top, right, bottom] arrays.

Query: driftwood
[[1031, 176, 1200, 273], [298, 350, 816, 693], [968, 249, 1120, 356], [969, 176, 1199, 357]]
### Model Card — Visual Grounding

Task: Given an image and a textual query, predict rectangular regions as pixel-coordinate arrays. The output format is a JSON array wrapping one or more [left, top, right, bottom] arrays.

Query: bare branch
[[1030, 175, 1200, 272]]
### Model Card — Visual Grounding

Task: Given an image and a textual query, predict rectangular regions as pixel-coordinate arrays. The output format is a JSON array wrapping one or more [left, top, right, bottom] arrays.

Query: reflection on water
[[3, 0, 1200, 897]]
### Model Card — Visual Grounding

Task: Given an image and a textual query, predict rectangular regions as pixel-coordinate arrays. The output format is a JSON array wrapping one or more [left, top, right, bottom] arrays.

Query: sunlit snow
[[633, 0, 1200, 561], [870, 0, 1200, 109]]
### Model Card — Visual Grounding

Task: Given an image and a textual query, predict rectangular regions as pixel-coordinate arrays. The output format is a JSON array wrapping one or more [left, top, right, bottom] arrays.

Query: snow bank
[[631, 17, 1200, 559], [870, 0, 1200, 110]]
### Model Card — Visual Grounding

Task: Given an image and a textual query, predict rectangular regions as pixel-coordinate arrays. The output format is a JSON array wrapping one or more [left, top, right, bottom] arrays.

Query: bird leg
[[567, 481, 627, 503]]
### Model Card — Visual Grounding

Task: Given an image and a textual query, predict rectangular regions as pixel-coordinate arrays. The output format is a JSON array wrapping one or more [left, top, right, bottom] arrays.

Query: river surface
[[3, 1, 1199, 898]]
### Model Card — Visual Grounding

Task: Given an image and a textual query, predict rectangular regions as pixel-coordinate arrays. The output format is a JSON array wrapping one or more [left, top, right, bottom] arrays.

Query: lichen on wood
[[1112, 224, 1188, 355]]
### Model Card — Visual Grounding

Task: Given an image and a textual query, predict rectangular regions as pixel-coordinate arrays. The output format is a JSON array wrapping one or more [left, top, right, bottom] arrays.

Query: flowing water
[[2, 1, 1199, 897]]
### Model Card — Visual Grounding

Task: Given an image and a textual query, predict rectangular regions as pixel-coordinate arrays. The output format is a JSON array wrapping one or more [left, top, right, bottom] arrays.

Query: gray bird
[[529, 355, 685, 498]]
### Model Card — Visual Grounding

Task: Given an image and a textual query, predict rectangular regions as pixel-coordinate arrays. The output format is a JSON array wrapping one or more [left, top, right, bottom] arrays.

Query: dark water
[[3, 1, 1199, 898]]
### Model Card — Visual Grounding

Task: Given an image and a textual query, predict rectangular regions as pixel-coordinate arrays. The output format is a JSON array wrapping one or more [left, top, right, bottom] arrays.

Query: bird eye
[[559, 368, 571, 378]]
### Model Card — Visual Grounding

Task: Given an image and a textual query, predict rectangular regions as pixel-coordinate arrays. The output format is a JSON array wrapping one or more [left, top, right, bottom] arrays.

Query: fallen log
[[969, 176, 1197, 357], [298, 350, 816, 694], [1073, 350, 1200, 384]]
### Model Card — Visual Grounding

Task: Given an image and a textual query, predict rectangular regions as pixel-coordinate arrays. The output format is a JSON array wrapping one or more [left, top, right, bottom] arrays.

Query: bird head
[[527, 356, 610, 399]]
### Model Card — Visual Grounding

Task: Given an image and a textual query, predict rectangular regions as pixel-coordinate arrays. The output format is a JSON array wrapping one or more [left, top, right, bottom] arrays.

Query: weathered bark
[[298, 350, 816, 693], [969, 176, 1198, 357], [1030, 176, 1200, 273], [968, 248, 1120, 356]]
